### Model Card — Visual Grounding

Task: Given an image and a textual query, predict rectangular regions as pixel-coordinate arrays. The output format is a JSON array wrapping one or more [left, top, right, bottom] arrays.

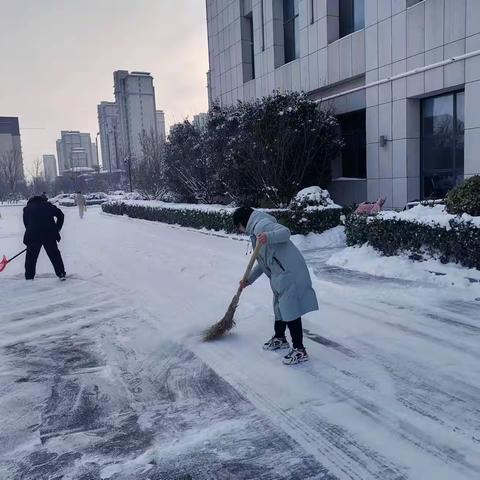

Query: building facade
[[42, 154, 58, 182], [113, 70, 158, 163], [206, 0, 480, 208], [56, 131, 97, 173], [98, 101, 123, 172], [193, 112, 209, 131], [156, 110, 166, 142], [0, 117, 25, 187]]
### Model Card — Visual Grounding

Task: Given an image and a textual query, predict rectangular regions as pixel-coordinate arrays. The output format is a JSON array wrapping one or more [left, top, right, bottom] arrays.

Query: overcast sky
[[0, 0, 209, 174]]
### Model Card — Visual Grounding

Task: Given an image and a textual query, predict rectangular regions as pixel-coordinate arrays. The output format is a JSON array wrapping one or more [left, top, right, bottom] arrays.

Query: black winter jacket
[[23, 196, 64, 245]]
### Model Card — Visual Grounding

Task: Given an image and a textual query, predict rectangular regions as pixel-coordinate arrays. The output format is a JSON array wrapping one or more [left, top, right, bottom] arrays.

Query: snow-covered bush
[[345, 205, 480, 269], [289, 186, 339, 209], [102, 201, 342, 235], [445, 175, 480, 217], [123, 191, 146, 201], [206, 92, 343, 207], [86, 192, 108, 201]]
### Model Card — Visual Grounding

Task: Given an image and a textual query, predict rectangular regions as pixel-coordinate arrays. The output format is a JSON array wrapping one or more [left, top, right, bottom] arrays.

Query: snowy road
[[0, 205, 479, 479]]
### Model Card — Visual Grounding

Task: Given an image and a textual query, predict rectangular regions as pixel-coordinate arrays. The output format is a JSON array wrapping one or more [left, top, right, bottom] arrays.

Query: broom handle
[[239, 241, 263, 287]]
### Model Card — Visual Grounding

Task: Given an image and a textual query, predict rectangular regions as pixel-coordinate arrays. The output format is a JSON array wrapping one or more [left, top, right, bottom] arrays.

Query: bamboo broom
[[203, 242, 263, 341]]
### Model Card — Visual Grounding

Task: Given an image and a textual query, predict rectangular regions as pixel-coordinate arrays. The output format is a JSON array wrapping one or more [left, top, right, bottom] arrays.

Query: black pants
[[25, 240, 65, 280], [274, 318, 304, 350]]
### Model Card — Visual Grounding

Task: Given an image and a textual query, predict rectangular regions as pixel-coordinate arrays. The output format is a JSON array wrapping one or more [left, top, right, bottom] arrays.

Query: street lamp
[[124, 155, 133, 193], [95, 132, 101, 170]]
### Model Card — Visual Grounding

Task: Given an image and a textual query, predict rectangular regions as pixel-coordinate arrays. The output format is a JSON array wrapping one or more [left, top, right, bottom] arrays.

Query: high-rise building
[[0, 117, 25, 188], [113, 70, 158, 162], [193, 113, 208, 131], [98, 101, 123, 172], [91, 142, 98, 169], [56, 131, 95, 173], [71, 148, 89, 169], [156, 110, 166, 142], [206, 0, 480, 208], [42, 154, 58, 182]]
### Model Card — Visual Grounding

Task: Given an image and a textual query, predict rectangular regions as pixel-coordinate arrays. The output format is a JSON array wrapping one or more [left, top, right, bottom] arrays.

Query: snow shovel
[[203, 241, 263, 341], [0, 248, 27, 273]]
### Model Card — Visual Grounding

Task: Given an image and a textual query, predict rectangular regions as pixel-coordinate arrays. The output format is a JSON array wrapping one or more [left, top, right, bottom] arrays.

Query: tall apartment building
[[42, 154, 58, 182], [98, 101, 123, 172], [0, 117, 25, 188], [156, 110, 166, 142], [206, 0, 480, 208], [193, 112, 209, 131], [56, 131, 97, 173], [113, 70, 158, 162]]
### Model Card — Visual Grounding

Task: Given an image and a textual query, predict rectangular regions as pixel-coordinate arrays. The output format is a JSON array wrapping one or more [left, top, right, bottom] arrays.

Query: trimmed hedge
[[101, 201, 342, 235], [345, 214, 480, 270]]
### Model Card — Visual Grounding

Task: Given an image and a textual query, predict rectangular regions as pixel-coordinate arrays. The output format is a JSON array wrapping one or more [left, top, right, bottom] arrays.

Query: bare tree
[[27, 157, 46, 194], [0, 149, 24, 195], [133, 129, 169, 199], [164, 120, 222, 204]]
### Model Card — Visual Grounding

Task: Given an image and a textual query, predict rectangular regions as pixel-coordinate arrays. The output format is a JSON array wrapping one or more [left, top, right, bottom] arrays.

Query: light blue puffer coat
[[246, 210, 319, 322]]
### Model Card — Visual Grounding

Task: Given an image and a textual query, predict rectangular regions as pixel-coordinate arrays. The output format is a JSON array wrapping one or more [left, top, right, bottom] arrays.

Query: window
[[241, 0, 255, 82], [338, 110, 366, 179], [283, 0, 300, 64], [339, 0, 365, 38], [421, 92, 464, 199]]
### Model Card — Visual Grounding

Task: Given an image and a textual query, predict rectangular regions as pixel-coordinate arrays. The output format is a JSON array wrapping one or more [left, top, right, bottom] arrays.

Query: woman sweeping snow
[[233, 207, 318, 365]]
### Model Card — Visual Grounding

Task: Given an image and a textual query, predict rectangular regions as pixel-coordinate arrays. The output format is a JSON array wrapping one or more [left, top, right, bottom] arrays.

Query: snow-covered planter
[[345, 205, 480, 270], [101, 200, 342, 235]]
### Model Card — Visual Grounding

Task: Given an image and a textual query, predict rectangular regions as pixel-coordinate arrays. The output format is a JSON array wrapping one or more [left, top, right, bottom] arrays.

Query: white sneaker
[[283, 348, 309, 365], [263, 336, 290, 351]]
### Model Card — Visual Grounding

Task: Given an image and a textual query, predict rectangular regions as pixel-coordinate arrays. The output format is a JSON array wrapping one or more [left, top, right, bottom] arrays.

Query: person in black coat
[[23, 195, 66, 280]]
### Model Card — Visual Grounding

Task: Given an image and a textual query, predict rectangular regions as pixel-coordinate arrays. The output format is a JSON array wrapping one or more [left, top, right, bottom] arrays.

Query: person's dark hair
[[233, 207, 253, 229]]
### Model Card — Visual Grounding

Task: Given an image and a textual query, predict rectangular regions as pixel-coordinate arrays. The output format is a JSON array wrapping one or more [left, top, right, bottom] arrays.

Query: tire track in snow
[[196, 343, 408, 480]]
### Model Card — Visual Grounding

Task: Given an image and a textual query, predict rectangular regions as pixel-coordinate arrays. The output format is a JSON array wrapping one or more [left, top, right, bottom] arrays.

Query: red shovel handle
[[0, 248, 27, 273]]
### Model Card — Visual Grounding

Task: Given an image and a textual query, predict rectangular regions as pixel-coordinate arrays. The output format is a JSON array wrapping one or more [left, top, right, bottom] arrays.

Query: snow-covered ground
[[328, 244, 480, 289], [1, 206, 479, 479]]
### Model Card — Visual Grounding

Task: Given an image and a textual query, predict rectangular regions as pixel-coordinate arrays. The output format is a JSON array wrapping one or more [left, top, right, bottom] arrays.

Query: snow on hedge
[[377, 204, 480, 229], [114, 199, 235, 213]]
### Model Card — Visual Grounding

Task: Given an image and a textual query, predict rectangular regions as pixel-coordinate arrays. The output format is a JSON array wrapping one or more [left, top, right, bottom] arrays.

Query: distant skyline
[[0, 0, 209, 175]]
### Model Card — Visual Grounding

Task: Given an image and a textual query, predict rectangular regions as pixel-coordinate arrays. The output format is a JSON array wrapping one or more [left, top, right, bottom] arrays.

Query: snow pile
[[328, 244, 480, 291], [290, 186, 341, 210], [378, 204, 480, 229], [292, 226, 346, 251], [86, 192, 108, 201]]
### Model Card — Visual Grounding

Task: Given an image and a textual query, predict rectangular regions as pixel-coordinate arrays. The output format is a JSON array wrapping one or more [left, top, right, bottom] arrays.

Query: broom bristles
[[203, 293, 240, 341]]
